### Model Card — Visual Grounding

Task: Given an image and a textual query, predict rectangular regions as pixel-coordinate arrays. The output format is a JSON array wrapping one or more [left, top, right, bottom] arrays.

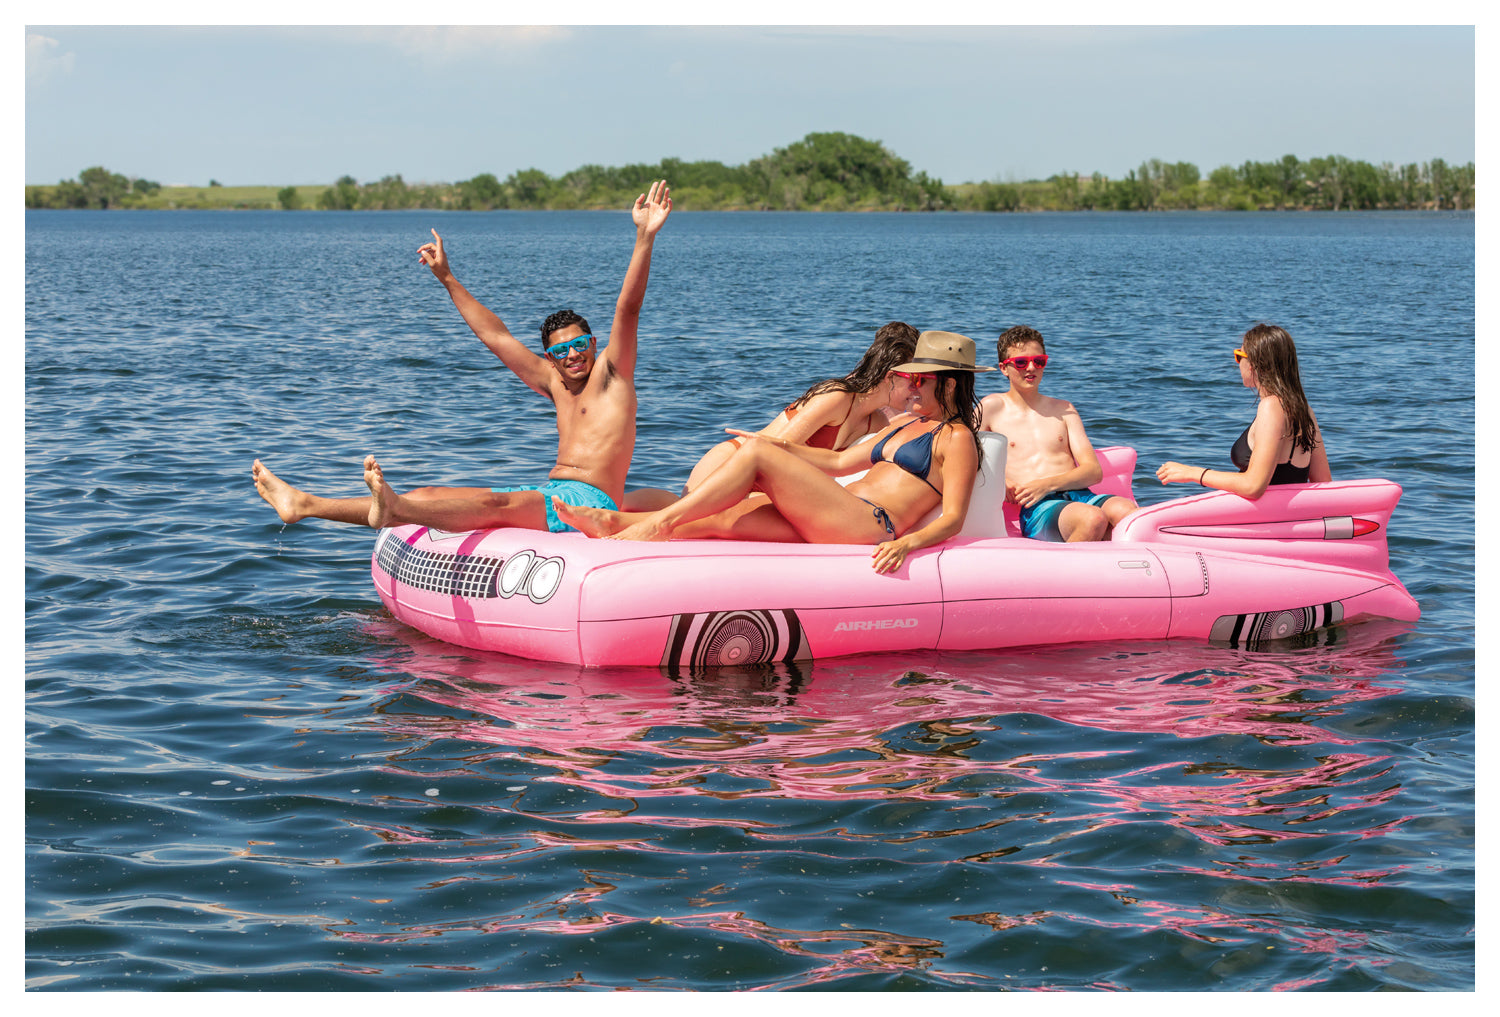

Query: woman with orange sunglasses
[[1156, 323, 1331, 498]]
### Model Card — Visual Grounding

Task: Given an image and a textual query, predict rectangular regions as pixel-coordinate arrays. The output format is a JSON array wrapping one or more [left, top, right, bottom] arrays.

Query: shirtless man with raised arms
[[978, 325, 1136, 542], [251, 180, 672, 533]]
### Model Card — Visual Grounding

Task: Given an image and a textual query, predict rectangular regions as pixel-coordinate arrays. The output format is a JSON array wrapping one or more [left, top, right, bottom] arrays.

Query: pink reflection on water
[[995, 750, 1407, 851], [360, 622, 1411, 854]]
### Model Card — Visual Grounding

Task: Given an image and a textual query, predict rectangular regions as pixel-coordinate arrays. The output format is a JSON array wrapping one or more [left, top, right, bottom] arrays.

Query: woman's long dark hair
[[935, 369, 983, 468], [789, 321, 919, 408], [1242, 323, 1319, 454]]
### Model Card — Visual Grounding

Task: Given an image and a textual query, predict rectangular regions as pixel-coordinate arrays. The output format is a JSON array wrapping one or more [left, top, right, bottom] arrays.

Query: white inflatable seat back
[[958, 431, 1010, 537], [838, 430, 1012, 540]]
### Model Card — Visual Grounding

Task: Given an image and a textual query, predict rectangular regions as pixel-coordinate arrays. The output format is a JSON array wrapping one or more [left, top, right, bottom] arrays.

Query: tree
[[277, 186, 301, 210], [457, 172, 504, 210], [50, 179, 88, 208], [1428, 158, 1452, 209], [1157, 161, 1200, 208], [740, 131, 944, 210], [1448, 162, 1476, 210], [1331, 159, 1380, 210], [1398, 163, 1424, 209], [973, 180, 1020, 211], [1048, 172, 1081, 210], [78, 166, 130, 209], [505, 168, 553, 207], [1276, 155, 1303, 209], [318, 175, 361, 210], [361, 174, 411, 210]]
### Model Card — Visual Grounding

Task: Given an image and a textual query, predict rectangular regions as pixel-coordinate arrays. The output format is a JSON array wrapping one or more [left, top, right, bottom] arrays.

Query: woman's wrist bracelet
[[1199, 468, 1209, 486]]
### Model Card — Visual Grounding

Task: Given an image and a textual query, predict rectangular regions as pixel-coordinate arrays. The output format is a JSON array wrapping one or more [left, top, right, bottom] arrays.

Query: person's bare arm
[[418, 229, 554, 396], [1157, 397, 1291, 499], [723, 422, 877, 477], [598, 180, 672, 382], [977, 393, 1005, 433], [762, 391, 855, 445], [1308, 412, 1332, 482], [870, 426, 979, 573]]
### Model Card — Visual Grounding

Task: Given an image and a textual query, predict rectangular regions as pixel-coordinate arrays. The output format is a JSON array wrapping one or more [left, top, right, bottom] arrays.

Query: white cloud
[[351, 25, 572, 61], [26, 34, 75, 85]]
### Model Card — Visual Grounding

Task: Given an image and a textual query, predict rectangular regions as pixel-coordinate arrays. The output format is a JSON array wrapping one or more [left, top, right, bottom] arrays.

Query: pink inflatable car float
[[370, 435, 1420, 667]]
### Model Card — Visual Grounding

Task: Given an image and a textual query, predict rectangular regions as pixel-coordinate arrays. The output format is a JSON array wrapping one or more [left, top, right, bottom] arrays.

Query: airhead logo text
[[833, 617, 919, 633]]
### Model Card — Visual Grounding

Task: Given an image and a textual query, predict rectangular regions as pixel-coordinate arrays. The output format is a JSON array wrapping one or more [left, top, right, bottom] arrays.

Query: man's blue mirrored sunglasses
[[545, 334, 594, 360]]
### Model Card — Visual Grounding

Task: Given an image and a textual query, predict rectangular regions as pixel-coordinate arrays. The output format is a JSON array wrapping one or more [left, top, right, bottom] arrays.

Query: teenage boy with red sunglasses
[[252, 181, 672, 534], [979, 325, 1136, 542]]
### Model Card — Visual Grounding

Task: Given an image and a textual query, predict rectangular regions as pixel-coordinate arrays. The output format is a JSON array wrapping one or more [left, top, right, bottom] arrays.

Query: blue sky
[[23, 20, 1478, 188]]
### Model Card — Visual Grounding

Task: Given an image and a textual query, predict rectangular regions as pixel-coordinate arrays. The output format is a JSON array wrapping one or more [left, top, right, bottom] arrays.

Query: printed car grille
[[375, 532, 503, 599]]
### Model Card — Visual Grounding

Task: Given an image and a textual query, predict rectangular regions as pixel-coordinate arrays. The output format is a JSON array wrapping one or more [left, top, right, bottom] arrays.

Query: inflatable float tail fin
[[1113, 479, 1405, 575]]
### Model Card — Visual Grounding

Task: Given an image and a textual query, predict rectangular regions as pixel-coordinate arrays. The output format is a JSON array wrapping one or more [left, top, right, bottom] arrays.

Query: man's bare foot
[[364, 455, 397, 528], [552, 497, 629, 539], [252, 459, 308, 524]]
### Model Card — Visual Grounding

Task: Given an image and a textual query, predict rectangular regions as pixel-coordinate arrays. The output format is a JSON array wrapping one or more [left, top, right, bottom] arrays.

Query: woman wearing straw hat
[[554, 330, 992, 574]]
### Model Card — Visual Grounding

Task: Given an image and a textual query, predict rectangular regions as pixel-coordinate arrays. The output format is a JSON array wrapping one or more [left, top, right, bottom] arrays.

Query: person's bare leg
[[551, 501, 641, 538], [561, 442, 867, 544], [686, 498, 801, 542], [1058, 502, 1110, 543], [1101, 496, 1138, 540], [681, 439, 738, 494], [254, 459, 373, 525], [364, 456, 548, 531], [619, 488, 679, 512], [552, 444, 774, 540], [554, 493, 799, 543], [603, 445, 772, 541], [365, 457, 396, 528]]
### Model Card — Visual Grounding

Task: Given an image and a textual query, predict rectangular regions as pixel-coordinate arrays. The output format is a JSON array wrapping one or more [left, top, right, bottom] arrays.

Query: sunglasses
[[1233, 348, 1249, 364], [890, 371, 935, 385], [1002, 355, 1049, 371], [545, 334, 594, 360]]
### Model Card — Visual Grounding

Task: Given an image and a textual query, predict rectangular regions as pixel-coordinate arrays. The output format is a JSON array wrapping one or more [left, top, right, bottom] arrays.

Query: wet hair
[[1240, 323, 1320, 455], [933, 369, 983, 466], [996, 325, 1046, 363], [789, 321, 920, 408], [539, 309, 591, 348]]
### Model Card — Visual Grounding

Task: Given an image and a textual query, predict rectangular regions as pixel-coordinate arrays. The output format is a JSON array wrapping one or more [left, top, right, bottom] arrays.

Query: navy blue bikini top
[[1230, 425, 1310, 485], [870, 421, 941, 493]]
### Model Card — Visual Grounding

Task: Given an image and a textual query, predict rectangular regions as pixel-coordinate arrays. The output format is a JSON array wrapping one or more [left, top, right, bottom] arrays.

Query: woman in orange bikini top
[[674, 321, 921, 497]]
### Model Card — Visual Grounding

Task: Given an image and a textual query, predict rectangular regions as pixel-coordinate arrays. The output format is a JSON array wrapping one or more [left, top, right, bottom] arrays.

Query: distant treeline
[[25, 132, 1477, 212]]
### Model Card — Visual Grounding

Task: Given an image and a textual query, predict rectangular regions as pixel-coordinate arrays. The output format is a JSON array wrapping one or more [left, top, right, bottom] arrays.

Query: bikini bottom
[[856, 496, 896, 539]]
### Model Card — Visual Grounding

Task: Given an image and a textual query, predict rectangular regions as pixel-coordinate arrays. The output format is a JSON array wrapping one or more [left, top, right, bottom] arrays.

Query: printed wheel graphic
[[1260, 610, 1308, 640], [701, 614, 774, 666], [662, 609, 812, 668], [1210, 602, 1344, 647]]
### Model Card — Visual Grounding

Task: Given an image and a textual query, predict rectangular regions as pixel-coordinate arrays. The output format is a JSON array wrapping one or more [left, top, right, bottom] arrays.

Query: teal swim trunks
[[1019, 489, 1114, 542], [492, 478, 618, 533]]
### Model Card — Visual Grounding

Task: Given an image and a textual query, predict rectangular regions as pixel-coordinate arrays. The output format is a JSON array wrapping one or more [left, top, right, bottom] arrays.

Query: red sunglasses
[[890, 371, 934, 384], [1233, 348, 1249, 364], [1003, 355, 1049, 371]]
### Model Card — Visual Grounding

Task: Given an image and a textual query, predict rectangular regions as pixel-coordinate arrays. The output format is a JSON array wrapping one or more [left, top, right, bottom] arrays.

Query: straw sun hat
[[893, 330, 995, 373]]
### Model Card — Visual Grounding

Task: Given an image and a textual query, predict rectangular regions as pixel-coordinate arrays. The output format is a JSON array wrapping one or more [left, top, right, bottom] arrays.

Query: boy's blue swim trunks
[[1019, 489, 1114, 542], [492, 478, 618, 533]]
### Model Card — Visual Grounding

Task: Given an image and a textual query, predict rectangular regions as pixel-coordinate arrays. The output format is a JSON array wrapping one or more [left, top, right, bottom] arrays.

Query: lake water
[[24, 208, 1474, 990]]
